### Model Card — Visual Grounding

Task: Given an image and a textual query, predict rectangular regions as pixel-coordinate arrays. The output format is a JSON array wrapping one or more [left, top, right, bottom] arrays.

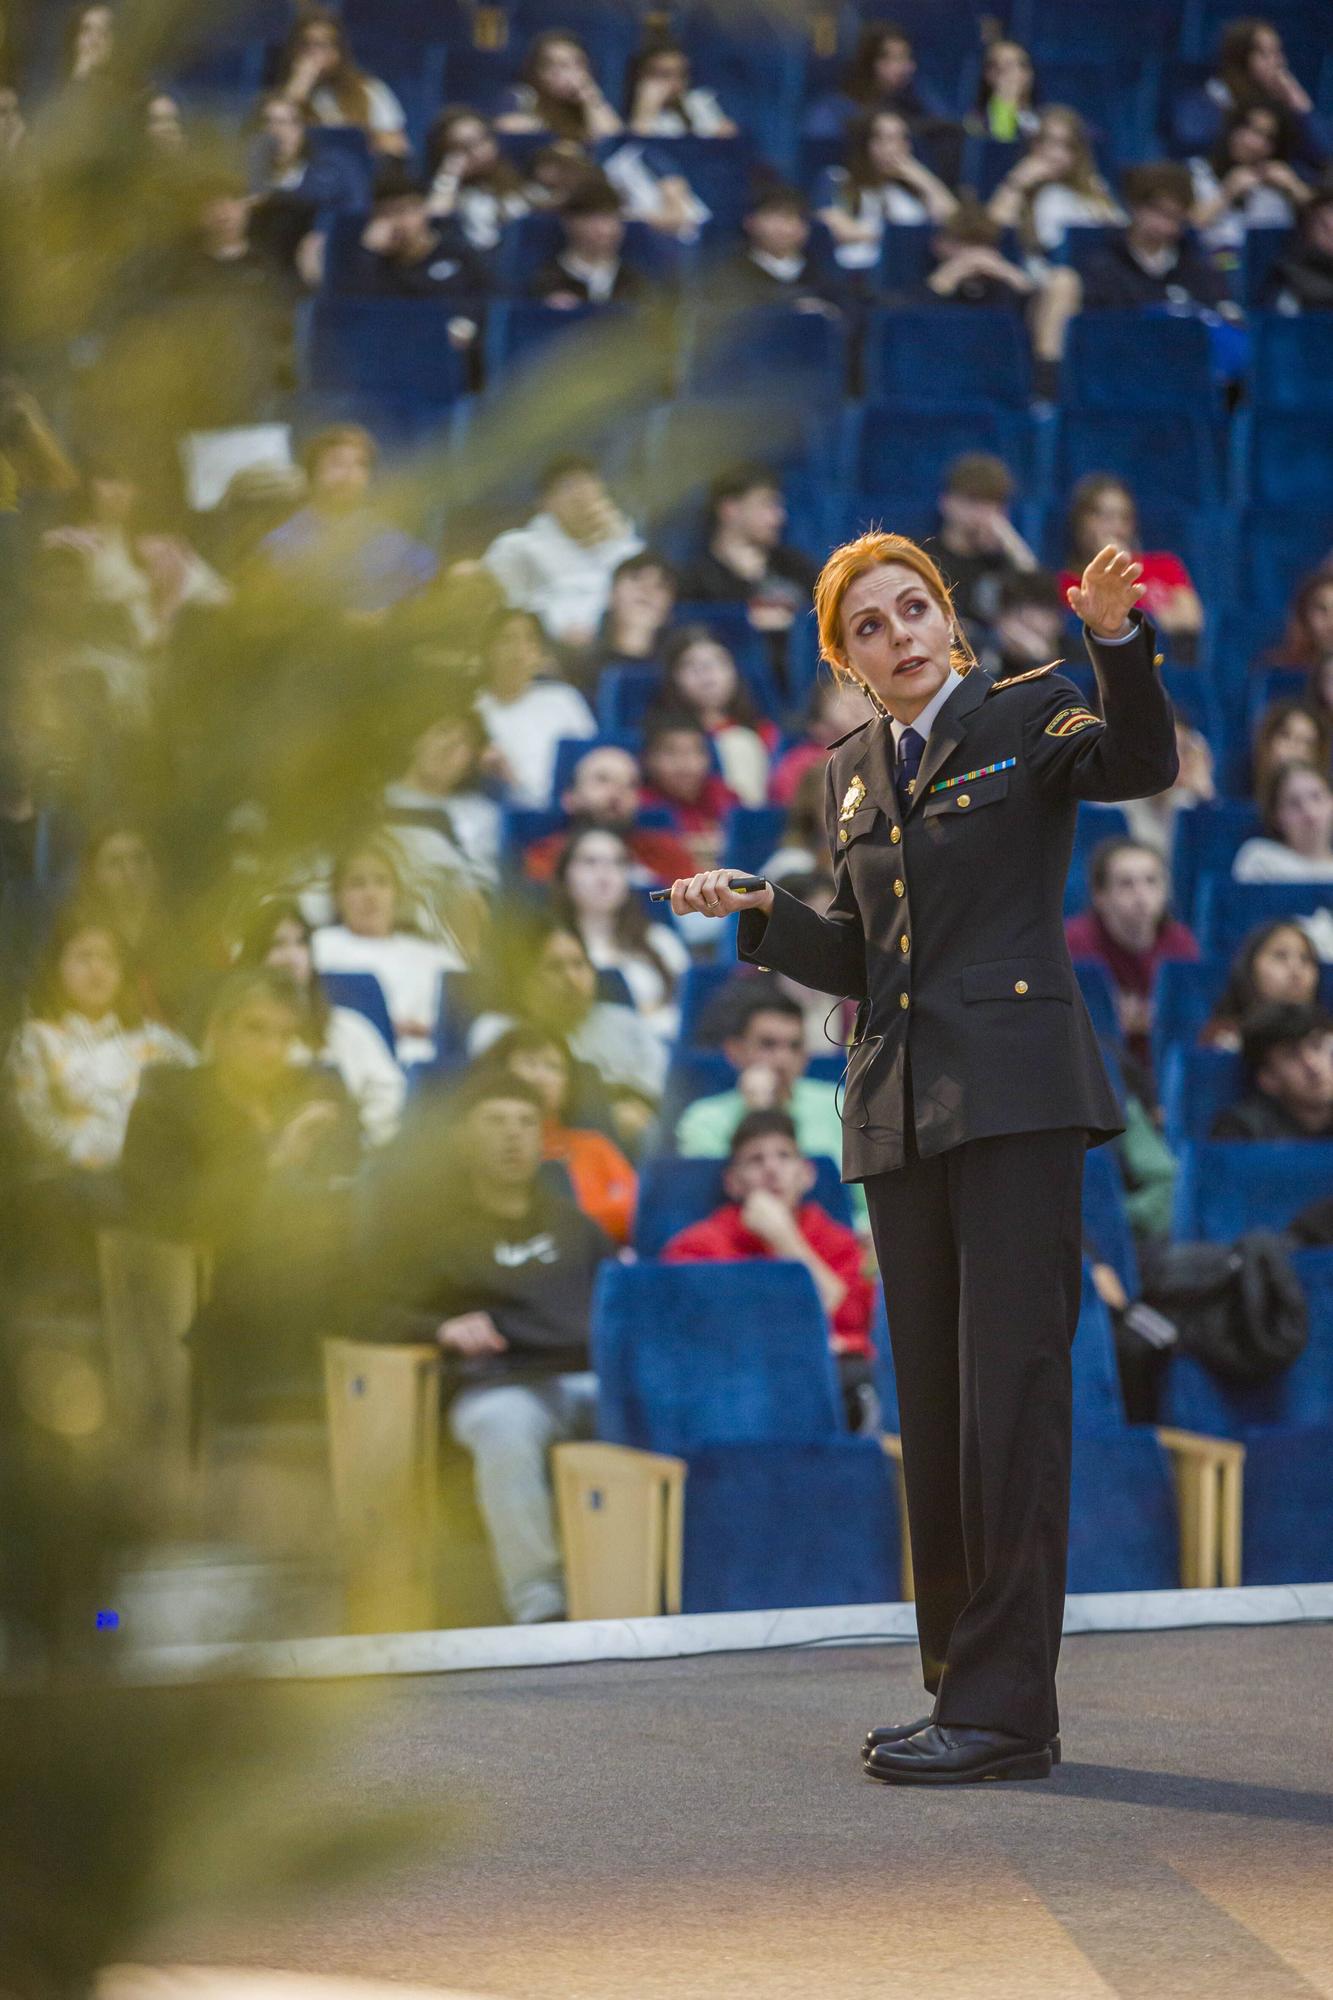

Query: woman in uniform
[[670, 533, 1176, 1785]]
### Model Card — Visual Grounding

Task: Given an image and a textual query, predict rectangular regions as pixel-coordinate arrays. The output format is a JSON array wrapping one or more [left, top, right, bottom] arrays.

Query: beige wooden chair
[[323, 1339, 443, 1632], [1156, 1427, 1246, 1588], [96, 1228, 208, 1465], [553, 1441, 687, 1621]]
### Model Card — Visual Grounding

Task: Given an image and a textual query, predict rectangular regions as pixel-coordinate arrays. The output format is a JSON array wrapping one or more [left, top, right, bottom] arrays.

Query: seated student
[[240, 899, 405, 1148], [650, 625, 778, 806], [1269, 190, 1333, 313], [1169, 17, 1328, 171], [626, 40, 737, 138], [530, 173, 648, 307], [920, 198, 1033, 310], [1122, 706, 1217, 860], [814, 109, 958, 276], [1268, 568, 1333, 678], [376, 1070, 609, 1623], [1190, 100, 1312, 256], [551, 826, 689, 1038], [682, 465, 819, 641], [473, 606, 597, 810], [986, 106, 1125, 254], [761, 769, 826, 882], [247, 93, 366, 281], [932, 452, 1038, 646], [722, 187, 843, 311], [1057, 474, 1204, 662], [482, 454, 644, 650], [769, 677, 876, 806], [577, 549, 677, 692], [7, 907, 193, 1245], [479, 1024, 637, 1245], [803, 20, 948, 141], [424, 105, 530, 255], [468, 917, 667, 1145], [638, 713, 739, 869], [522, 742, 696, 887], [383, 698, 502, 895], [1210, 1002, 1333, 1139], [496, 29, 623, 143], [1234, 760, 1333, 884], [970, 38, 1040, 143], [1079, 161, 1239, 317], [260, 425, 437, 615], [982, 569, 1066, 681], [1065, 837, 1201, 1073], [122, 970, 360, 1420], [1250, 699, 1330, 795], [674, 984, 869, 1231], [273, 5, 409, 156], [662, 1108, 878, 1433], [356, 163, 489, 304], [313, 835, 468, 1064], [1203, 918, 1323, 1051]]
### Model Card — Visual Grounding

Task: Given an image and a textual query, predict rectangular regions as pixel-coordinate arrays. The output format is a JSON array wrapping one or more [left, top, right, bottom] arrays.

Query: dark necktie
[[896, 725, 926, 808]]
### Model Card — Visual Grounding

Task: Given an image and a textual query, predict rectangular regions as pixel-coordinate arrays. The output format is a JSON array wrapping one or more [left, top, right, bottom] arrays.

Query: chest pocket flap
[[922, 770, 1010, 818], [836, 803, 881, 848]]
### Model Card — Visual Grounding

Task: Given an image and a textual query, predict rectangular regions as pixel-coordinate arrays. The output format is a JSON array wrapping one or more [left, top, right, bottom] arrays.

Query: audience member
[[482, 454, 644, 648], [725, 187, 841, 310], [768, 677, 876, 805], [531, 173, 646, 306], [42, 458, 229, 654], [982, 569, 1066, 681], [626, 41, 737, 138], [1270, 568, 1333, 674], [1170, 17, 1327, 170], [378, 1070, 608, 1623], [357, 164, 489, 301], [662, 1108, 877, 1431], [1065, 838, 1201, 1070], [496, 30, 623, 143], [815, 111, 958, 274], [425, 106, 530, 253], [312, 836, 467, 1064], [1234, 761, 1333, 882], [274, 7, 408, 156], [521, 743, 696, 888], [1058, 474, 1204, 657], [62, 3, 117, 91], [481, 1024, 638, 1245], [921, 199, 1034, 311], [638, 714, 739, 868], [674, 985, 868, 1230], [551, 826, 689, 1037], [761, 769, 826, 881], [1211, 1002, 1333, 1138], [122, 968, 360, 1418], [934, 453, 1038, 644], [972, 39, 1039, 142], [1269, 192, 1333, 313], [261, 425, 437, 614], [579, 550, 677, 690], [473, 607, 597, 809], [143, 90, 186, 157], [1079, 162, 1238, 317], [653, 625, 776, 805], [683, 465, 818, 645], [247, 94, 365, 278], [804, 21, 946, 140], [1190, 100, 1312, 254], [383, 698, 502, 896], [241, 899, 405, 1147], [75, 820, 190, 1024], [1122, 707, 1217, 858], [1251, 698, 1330, 793], [987, 107, 1124, 253], [1204, 919, 1322, 1051], [468, 917, 668, 1140]]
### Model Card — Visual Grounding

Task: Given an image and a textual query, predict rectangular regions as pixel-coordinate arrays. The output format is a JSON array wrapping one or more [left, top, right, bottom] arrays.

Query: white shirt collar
[[888, 666, 965, 752]]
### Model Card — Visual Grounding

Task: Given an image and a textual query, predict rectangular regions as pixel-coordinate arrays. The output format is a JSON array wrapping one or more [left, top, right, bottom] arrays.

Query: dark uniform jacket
[[737, 615, 1179, 1178]]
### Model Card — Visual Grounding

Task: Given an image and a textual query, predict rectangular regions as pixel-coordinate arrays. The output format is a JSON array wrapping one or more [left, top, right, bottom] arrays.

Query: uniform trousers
[[862, 1121, 1085, 1743]]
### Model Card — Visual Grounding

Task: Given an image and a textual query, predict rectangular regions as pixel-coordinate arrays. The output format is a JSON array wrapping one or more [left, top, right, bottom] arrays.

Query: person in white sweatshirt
[[481, 454, 643, 648]]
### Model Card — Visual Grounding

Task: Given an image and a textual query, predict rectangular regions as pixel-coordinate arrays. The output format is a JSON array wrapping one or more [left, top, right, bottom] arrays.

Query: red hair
[[813, 529, 976, 683]]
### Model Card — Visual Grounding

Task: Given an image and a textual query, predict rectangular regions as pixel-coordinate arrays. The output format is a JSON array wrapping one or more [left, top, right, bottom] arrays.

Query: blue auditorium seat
[[1233, 410, 1333, 511], [1169, 802, 1259, 931], [1159, 1043, 1243, 1147], [1234, 509, 1333, 651], [318, 970, 396, 1053], [1082, 1145, 1142, 1296], [638, 396, 839, 479], [496, 212, 680, 294], [681, 306, 850, 398], [677, 962, 739, 1045], [1054, 408, 1221, 507], [481, 301, 634, 381], [302, 298, 473, 410], [1150, 957, 1228, 1076], [1249, 314, 1333, 411], [1034, 61, 1157, 161], [1065, 802, 1130, 918], [863, 309, 1032, 408], [721, 805, 787, 877], [1072, 959, 1122, 1044], [959, 135, 1024, 202], [634, 1152, 853, 1256], [1061, 311, 1217, 413], [1239, 228, 1296, 310], [1173, 1141, 1333, 1239], [594, 665, 661, 733], [1012, 0, 1181, 59], [876, 222, 936, 295], [847, 403, 1035, 510], [1196, 879, 1333, 960]]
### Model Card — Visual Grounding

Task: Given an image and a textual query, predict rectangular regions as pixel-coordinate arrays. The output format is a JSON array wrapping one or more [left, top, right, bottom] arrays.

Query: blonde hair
[[813, 530, 977, 705]]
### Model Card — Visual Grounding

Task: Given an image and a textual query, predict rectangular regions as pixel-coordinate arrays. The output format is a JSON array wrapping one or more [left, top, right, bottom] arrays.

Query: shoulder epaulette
[[986, 659, 1063, 693], [826, 716, 876, 749]]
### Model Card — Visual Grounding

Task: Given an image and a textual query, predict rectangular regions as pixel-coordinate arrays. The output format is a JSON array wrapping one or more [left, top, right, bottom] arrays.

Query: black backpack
[[1139, 1230, 1309, 1384]]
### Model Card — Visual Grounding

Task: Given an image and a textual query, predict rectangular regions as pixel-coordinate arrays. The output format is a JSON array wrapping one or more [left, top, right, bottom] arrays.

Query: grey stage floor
[[148, 1623, 1333, 2000]]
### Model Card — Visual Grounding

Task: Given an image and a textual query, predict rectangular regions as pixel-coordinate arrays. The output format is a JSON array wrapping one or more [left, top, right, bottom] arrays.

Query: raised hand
[[1066, 544, 1145, 639]]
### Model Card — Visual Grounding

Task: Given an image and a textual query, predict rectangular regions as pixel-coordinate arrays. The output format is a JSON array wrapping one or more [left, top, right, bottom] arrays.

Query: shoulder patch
[[826, 716, 876, 750], [987, 659, 1062, 693], [1044, 705, 1102, 739]]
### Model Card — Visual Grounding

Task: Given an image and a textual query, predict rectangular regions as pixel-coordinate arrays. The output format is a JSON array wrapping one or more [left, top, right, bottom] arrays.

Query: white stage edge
[[128, 1581, 1333, 1684]]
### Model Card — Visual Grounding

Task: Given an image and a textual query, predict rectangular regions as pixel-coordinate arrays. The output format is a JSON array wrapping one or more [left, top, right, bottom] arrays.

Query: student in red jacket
[[1064, 834, 1200, 1075], [661, 1108, 878, 1432]]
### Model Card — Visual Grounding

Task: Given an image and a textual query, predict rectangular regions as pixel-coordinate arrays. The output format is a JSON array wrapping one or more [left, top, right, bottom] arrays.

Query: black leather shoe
[[863, 1718, 1061, 1765], [863, 1723, 1053, 1785]]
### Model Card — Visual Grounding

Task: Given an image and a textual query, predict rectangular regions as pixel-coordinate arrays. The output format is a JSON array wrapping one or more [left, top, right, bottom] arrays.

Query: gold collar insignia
[[839, 774, 867, 820]]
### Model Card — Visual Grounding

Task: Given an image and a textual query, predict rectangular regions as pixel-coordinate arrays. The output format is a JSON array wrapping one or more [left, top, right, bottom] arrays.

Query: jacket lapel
[[859, 714, 901, 832], [906, 668, 992, 817]]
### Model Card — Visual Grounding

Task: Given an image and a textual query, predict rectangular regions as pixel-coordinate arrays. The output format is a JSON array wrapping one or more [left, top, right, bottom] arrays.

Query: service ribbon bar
[[928, 757, 1016, 796]]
